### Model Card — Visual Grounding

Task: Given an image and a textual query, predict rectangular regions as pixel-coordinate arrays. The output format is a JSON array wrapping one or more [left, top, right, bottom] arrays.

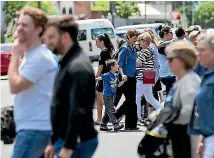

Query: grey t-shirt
[[165, 71, 201, 125]]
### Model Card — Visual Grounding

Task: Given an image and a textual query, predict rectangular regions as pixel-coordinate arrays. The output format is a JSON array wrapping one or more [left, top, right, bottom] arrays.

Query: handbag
[[137, 124, 172, 158], [143, 70, 156, 84]]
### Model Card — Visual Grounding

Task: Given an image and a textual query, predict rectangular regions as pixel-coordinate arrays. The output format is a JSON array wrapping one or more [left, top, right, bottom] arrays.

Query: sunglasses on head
[[194, 31, 201, 39]]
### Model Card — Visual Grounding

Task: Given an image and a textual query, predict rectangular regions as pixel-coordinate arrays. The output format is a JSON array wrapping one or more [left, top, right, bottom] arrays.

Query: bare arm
[[8, 55, 33, 93], [8, 40, 33, 94], [95, 76, 102, 81], [118, 81, 125, 87], [96, 65, 103, 78]]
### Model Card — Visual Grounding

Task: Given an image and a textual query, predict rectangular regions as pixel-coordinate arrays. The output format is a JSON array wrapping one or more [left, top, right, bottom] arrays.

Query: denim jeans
[[54, 137, 98, 158], [11, 130, 51, 158], [203, 135, 214, 158]]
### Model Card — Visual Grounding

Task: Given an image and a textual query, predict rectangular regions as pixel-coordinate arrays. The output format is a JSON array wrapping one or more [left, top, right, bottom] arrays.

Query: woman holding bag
[[136, 32, 161, 123], [162, 40, 200, 158]]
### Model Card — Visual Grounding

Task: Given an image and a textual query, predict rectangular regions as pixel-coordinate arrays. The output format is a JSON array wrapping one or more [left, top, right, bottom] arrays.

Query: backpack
[[1, 106, 16, 144]]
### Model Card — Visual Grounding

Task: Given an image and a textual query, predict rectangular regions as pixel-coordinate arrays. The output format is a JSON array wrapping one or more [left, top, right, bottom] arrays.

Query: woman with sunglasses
[[139, 29, 162, 121], [163, 41, 201, 158], [158, 25, 176, 95], [136, 32, 161, 124], [94, 33, 115, 125]]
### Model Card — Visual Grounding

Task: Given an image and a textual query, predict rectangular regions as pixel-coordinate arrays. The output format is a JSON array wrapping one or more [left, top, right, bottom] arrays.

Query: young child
[[96, 59, 127, 131]]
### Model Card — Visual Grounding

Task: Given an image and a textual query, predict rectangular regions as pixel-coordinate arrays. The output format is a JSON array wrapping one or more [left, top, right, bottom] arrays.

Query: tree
[[3, 1, 56, 43], [194, 1, 214, 28], [3, 1, 56, 24], [115, 1, 140, 19]]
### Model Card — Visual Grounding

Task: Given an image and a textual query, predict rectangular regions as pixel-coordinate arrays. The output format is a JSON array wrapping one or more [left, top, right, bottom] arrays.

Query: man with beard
[[8, 6, 58, 158], [44, 16, 98, 158]]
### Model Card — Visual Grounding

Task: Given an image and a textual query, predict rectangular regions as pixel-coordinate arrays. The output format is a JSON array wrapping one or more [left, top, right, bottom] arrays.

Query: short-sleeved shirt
[[98, 49, 112, 74], [14, 44, 58, 132], [101, 72, 119, 97]]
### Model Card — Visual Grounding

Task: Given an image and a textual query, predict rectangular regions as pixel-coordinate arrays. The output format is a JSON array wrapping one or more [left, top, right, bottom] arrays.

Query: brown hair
[[165, 41, 198, 70], [46, 15, 79, 42], [145, 29, 159, 48], [20, 6, 48, 37], [105, 59, 117, 70], [125, 29, 138, 39], [138, 32, 152, 45]]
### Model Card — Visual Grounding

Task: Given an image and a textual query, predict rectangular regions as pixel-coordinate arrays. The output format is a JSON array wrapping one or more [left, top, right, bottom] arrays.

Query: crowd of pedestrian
[[3, 5, 214, 158], [93, 18, 214, 158]]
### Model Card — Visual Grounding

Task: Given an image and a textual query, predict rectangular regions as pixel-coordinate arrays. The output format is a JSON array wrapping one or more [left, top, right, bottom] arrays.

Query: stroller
[[1, 106, 16, 144]]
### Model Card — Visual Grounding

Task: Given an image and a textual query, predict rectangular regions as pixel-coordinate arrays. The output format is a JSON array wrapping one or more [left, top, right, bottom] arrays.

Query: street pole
[[183, 1, 186, 26], [110, 1, 115, 27], [37, 1, 41, 9], [192, 2, 195, 26], [165, 1, 167, 25], [145, 2, 147, 24]]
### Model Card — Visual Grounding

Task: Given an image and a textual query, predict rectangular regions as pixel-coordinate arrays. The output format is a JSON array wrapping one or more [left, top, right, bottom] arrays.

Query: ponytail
[[103, 33, 115, 56], [96, 33, 115, 56]]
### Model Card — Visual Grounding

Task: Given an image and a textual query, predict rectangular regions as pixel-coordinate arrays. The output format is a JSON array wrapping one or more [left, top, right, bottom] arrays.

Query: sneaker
[[94, 121, 101, 125], [139, 119, 146, 126], [100, 125, 112, 131], [114, 124, 124, 131], [137, 119, 142, 125]]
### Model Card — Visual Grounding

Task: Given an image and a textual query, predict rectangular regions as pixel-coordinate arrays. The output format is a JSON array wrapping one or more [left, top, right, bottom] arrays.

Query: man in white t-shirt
[[8, 6, 58, 158]]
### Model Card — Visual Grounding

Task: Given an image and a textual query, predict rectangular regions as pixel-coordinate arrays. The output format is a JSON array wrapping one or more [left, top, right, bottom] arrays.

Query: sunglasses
[[194, 31, 201, 39]]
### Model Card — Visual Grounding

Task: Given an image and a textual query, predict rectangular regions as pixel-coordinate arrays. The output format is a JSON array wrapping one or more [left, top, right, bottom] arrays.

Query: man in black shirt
[[44, 16, 98, 158]]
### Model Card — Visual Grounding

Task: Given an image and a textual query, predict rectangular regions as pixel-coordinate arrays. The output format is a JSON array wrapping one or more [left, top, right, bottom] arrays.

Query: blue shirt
[[193, 62, 207, 77], [14, 45, 58, 132], [102, 72, 119, 97], [118, 43, 136, 77], [159, 54, 175, 78], [195, 67, 214, 136]]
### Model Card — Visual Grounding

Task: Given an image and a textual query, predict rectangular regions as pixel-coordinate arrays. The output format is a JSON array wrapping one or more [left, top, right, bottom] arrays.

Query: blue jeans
[[11, 130, 51, 158], [54, 137, 98, 158]]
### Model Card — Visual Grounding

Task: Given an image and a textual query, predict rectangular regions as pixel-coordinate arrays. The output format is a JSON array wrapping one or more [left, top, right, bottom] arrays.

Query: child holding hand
[[96, 59, 127, 131]]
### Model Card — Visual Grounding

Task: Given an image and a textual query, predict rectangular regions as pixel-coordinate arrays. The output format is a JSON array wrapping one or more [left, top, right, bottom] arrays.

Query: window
[[117, 33, 125, 39], [62, 7, 66, 14], [91, 28, 115, 40], [69, 7, 73, 14], [78, 30, 87, 41]]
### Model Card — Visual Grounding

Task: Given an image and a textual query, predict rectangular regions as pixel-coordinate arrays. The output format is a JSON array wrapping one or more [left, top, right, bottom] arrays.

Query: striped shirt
[[136, 47, 155, 80]]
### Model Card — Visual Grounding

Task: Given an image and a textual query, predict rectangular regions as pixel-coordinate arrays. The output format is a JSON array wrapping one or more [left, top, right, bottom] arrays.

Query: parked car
[[1, 43, 12, 75], [115, 23, 165, 40]]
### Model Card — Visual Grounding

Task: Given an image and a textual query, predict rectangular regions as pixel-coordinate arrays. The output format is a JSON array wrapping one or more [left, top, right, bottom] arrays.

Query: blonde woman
[[162, 41, 201, 158], [136, 32, 161, 122]]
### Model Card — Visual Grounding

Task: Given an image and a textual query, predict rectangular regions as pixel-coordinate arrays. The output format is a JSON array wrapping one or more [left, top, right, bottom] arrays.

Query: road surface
[[1, 62, 146, 158]]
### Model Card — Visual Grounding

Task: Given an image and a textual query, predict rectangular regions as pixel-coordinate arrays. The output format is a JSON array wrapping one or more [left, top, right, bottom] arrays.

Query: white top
[[14, 44, 58, 132]]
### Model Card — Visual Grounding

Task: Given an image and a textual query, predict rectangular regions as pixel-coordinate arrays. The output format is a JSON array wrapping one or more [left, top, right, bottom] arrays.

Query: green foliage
[[195, 1, 214, 28], [3, 1, 56, 24], [115, 1, 140, 19]]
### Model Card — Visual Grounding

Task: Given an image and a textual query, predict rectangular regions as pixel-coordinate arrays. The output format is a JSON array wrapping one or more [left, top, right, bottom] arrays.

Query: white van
[[115, 23, 165, 40], [76, 19, 117, 61]]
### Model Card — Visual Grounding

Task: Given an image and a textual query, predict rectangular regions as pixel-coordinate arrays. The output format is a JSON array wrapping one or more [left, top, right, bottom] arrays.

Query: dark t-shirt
[[98, 49, 112, 74]]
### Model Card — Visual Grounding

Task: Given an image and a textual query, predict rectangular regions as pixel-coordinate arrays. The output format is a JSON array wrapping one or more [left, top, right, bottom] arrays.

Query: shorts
[[96, 80, 103, 92], [154, 79, 162, 92]]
